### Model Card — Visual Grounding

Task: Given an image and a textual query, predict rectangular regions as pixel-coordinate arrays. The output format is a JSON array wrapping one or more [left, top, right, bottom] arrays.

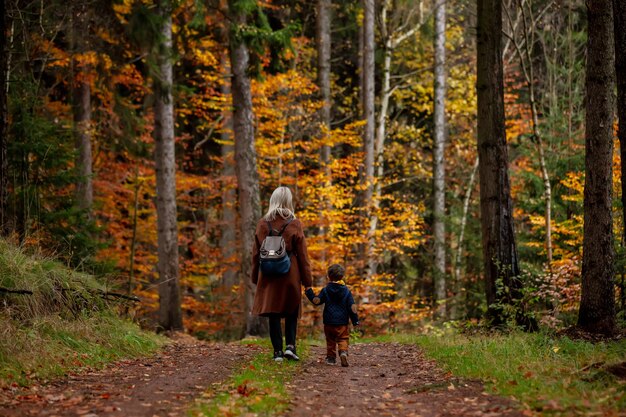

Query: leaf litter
[[0, 337, 258, 416], [284, 342, 524, 417], [1, 340, 529, 417]]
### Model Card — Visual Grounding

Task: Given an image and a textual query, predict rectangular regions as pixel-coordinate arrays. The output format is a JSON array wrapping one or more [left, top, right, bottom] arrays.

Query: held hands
[[350, 323, 363, 339], [304, 287, 320, 305]]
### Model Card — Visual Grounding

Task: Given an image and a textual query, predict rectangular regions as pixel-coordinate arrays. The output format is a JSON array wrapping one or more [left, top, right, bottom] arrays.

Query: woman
[[251, 186, 313, 361]]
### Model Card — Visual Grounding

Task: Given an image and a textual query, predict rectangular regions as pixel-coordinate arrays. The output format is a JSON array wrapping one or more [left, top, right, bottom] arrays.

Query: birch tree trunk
[[72, 3, 92, 215], [432, 0, 447, 318], [220, 51, 238, 288], [0, 0, 8, 235], [452, 157, 479, 319], [228, 0, 267, 336], [154, 1, 183, 331], [578, 0, 616, 335], [369, 2, 423, 289], [367, 0, 392, 292], [477, 0, 522, 325]]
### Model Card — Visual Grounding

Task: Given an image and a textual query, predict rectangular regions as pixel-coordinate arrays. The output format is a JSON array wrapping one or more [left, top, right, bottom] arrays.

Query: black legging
[[268, 312, 298, 353]]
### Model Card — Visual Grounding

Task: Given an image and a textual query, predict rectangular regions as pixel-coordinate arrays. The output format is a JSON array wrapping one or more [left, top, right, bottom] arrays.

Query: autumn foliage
[[2, 0, 623, 338]]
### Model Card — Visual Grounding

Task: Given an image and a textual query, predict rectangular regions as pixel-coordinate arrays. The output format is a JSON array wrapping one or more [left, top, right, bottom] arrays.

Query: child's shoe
[[325, 356, 336, 365], [339, 351, 349, 367], [273, 351, 284, 362], [284, 345, 300, 361]]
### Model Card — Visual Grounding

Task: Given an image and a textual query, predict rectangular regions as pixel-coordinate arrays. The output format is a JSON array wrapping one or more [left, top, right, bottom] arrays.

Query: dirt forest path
[[0, 340, 526, 417], [285, 342, 524, 417], [0, 338, 260, 417]]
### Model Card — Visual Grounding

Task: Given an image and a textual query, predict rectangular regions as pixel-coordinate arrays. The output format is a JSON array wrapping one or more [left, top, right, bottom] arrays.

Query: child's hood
[[326, 282, 349, 302]]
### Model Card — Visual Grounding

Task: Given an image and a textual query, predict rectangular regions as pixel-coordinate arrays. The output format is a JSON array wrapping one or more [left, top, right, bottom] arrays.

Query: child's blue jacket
[[305, 283, 359, 326]]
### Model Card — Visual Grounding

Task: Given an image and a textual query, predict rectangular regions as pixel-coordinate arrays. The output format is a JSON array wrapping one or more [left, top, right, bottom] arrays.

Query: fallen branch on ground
[[98, 291, 140, 302], [0, 287, 34, 295]]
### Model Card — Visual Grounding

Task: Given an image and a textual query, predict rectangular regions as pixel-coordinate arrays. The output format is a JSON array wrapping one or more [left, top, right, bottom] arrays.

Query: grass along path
[[0, 240, 165, 388], [0, 336, 259, 417], [379, 331, 626, 416], [4, 331, 617, 417]]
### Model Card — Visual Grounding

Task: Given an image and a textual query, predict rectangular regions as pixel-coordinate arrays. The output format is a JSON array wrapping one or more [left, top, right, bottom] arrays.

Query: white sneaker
[[273, 351, 284, 362], [284, 345, 300, 361]]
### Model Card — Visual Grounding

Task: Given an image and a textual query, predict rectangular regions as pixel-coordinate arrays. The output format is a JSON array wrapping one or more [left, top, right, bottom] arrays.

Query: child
[[305, 264, 359, 367]]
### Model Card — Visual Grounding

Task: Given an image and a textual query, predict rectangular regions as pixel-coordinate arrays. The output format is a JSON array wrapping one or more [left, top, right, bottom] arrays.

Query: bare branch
[[0, 287, 33, 295]]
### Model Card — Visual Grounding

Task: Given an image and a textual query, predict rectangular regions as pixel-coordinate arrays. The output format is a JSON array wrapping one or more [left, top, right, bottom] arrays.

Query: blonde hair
[[263, 186, 296, 221]]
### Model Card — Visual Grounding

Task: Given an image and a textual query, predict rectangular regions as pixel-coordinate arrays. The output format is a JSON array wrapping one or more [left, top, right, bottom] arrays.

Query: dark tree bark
[[0, 0, 8, 235], [362, 0, 375, 207], [219, 50, 238, 288], [315, 0, 332, 329], [73, 81, 92, 213], [615, 3, 626, 240], [616, 0, 626, 315], [362, 0, 376, 290], [578, 0, 616, 335], [477, 0, 522, 324], [72, 2, 93, 215], [228, 0, 267, 337], [317, 0, 331, 171], [154, 0, 183, 331], [433, 0, 447, 318]]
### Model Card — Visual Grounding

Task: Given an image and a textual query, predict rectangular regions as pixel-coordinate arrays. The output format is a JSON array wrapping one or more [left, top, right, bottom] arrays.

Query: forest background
[[0, 0, 622, 339]]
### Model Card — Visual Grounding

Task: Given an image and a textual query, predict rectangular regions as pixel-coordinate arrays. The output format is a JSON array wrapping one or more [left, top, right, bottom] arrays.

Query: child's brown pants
[[324, 324, 349, 358]]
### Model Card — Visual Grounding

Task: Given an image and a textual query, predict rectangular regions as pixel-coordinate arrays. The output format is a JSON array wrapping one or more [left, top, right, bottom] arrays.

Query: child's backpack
[[259, 218, 293, 276]]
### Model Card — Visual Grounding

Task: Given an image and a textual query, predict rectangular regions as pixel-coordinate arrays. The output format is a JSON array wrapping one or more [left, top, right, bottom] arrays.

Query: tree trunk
[[363, 0, 376, 290], [615, 0, 626, 263], [315, 0, 332, 330], [228, 0, 267, 337], [452, 157, 479, 319], [128, 166, 140, 294], [578, 0, 616, 335], [477, 0, 522, 325], [0, 0, 8, 235], [615, 0, 626, 316], [516, 0, 553, 266], [154, 1, 183, 331], [369, 2, 422, 289], [73, 82, 93, 213], [358, 0, 364, 115], [220, 51, 238, 288], [432, 0, 447, 318], [72, 2, 93, 215], [317, 0, 332, 173], [362, 0, 375, 207]]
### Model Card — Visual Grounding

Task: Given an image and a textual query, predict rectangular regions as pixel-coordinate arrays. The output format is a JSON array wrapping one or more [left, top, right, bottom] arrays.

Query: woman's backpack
[[259, 218, 293, 276]]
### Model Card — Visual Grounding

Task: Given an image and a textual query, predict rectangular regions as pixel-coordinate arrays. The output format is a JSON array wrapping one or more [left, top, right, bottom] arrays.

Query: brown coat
[[251, 216, 313, 316]]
